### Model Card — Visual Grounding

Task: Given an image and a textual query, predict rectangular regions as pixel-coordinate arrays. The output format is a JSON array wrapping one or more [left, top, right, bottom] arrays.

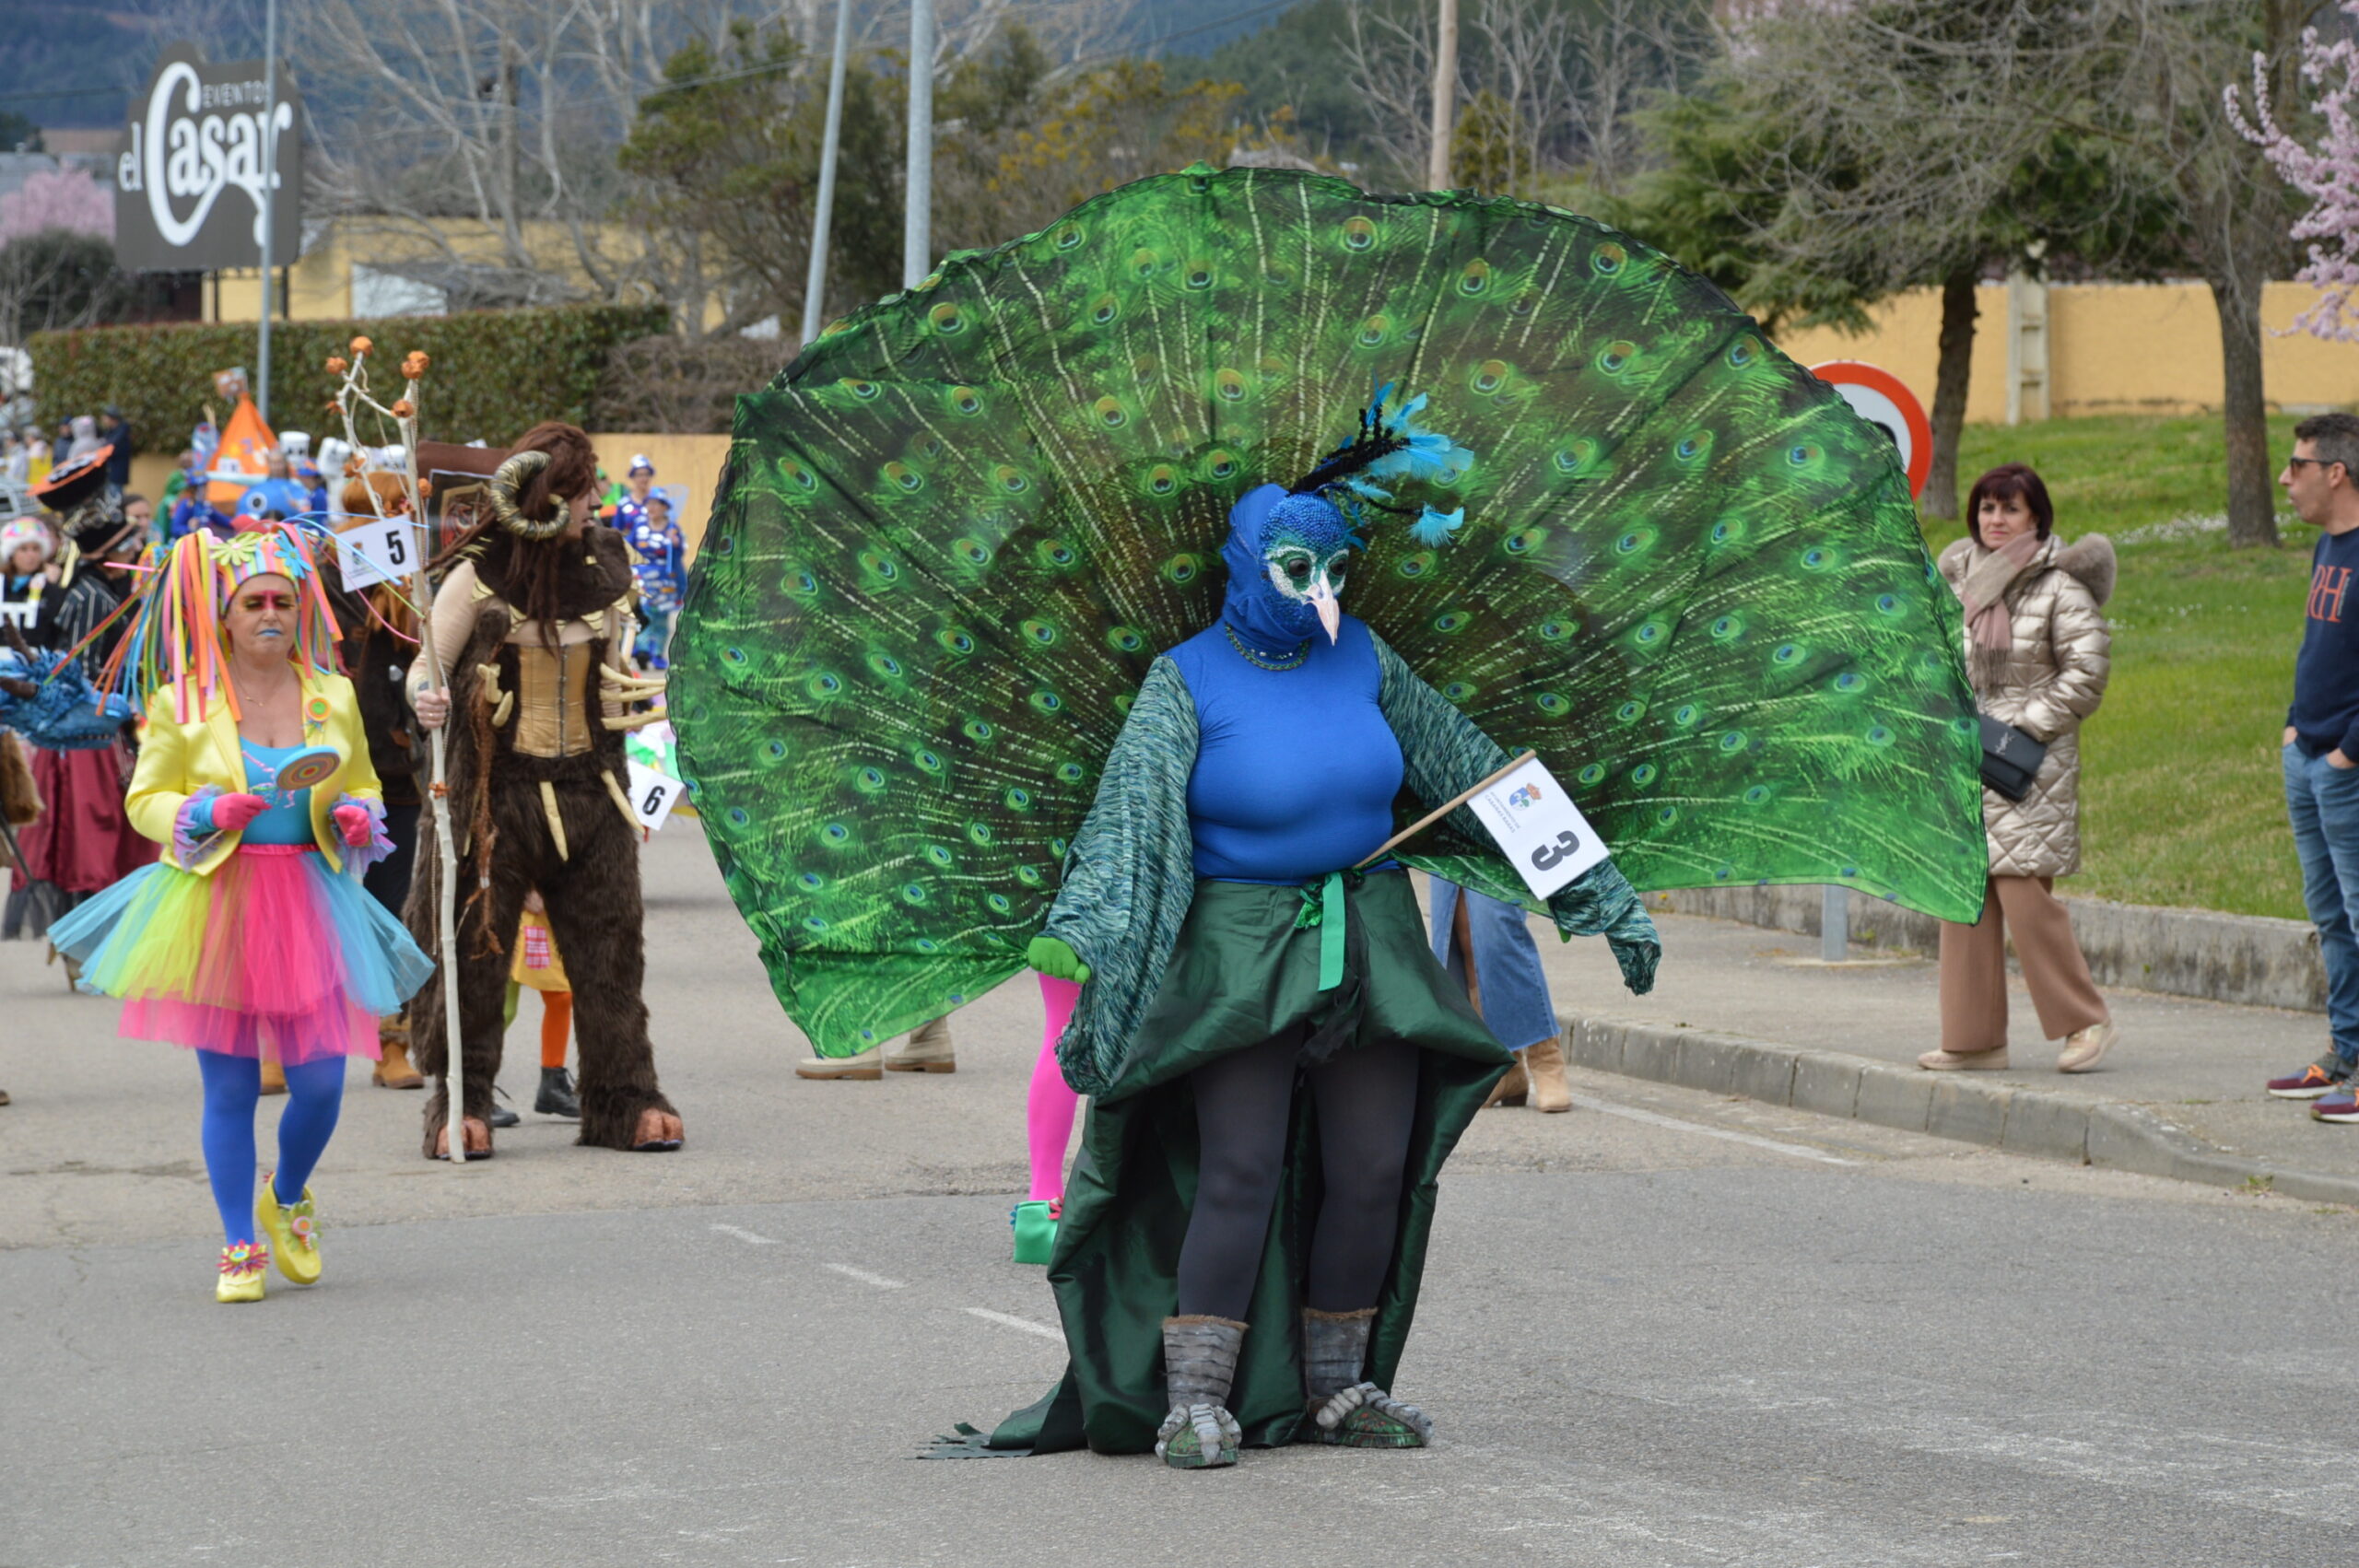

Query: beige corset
[[512, 641, 595, 757]]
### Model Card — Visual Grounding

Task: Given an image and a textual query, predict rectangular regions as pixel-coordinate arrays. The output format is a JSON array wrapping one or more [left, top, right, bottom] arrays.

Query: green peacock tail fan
[[673, 164, 1987, 1057]]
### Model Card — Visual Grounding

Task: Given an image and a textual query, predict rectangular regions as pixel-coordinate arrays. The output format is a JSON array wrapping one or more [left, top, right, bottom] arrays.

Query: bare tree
[[1338, 0, 1713, 194], [2095, 0, 2330, 548]]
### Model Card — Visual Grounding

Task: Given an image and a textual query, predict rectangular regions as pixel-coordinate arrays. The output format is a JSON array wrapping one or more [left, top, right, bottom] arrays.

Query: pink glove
[[209, 793, 270, 833], [333, 802, 375, 848]]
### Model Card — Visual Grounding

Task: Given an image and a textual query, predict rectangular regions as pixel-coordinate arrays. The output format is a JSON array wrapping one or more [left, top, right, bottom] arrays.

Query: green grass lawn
[[1940, 414, 2317, 919]]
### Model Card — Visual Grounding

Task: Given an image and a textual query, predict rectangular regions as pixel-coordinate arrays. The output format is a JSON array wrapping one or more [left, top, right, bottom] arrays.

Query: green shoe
[[1010, 1199, 1059, 1266]]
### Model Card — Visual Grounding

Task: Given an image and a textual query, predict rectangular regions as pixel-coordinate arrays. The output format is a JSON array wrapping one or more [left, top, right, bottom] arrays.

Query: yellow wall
[[588, 432, 730, 554], [1776, 280, 2359, 421], [205, 218, 711, 328]]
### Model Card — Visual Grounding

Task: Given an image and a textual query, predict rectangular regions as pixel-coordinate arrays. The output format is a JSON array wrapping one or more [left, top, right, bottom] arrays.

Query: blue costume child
[[626, 498, 685, 670]]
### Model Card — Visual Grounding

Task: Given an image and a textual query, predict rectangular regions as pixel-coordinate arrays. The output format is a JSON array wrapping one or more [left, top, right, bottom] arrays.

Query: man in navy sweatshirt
[[2268, 413, 2359, 1116]]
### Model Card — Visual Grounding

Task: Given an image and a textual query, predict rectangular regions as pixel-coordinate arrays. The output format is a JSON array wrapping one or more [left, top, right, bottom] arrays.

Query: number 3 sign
[[1466, 755, 1613, 899]]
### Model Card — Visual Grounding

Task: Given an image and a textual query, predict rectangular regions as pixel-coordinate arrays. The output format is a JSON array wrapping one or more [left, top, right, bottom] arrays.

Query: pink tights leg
[[1028, 974, 1083, 1203]]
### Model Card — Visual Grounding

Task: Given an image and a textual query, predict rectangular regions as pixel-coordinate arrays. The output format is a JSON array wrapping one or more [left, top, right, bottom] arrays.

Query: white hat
[[628, 453, 655, 476], [2, 515, 53, 564]]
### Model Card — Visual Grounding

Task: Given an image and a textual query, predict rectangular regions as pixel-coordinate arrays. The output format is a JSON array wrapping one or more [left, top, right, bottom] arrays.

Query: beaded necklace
[[1223, 622, 1310, 672]]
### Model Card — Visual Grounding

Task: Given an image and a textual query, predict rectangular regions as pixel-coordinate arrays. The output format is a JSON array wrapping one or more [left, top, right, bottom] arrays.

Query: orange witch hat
[[205, 394, 279, 508]]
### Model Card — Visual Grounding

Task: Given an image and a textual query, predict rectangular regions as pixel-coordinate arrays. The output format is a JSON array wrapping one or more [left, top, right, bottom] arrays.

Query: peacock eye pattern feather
[[674, 165, 1986, 1057]]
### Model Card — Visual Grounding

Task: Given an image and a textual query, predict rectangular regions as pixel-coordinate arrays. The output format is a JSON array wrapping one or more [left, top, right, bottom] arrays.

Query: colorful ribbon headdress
[[101, 521, 344, 724]]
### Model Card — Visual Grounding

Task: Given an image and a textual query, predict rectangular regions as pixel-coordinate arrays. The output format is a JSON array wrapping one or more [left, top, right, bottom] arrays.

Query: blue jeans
[[2286, 744, 2359, 1067], [1426, 880, 1560, 1052]]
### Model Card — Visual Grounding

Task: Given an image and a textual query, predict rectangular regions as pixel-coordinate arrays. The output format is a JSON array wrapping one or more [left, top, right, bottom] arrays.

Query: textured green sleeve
[[1041, 656, 1202, 1096], [1372, 630, 1659, 991]]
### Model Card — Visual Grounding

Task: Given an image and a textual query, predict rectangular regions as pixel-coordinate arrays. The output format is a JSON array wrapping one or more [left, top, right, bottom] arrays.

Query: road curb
[[1646, 887, 2327, 1014], [1562, 1013, 2359, 1206]]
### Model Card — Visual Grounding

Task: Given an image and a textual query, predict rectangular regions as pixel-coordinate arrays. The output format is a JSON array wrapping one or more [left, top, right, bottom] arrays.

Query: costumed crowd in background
[[0, 367, 698, 1284]]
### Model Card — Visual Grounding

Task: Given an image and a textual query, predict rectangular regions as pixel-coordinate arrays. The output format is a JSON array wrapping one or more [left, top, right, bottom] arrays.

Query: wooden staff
[[1352, 750, 1537, 872]]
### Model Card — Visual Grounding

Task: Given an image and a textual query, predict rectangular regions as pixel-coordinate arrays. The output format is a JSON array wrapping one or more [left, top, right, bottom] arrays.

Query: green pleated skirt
[[980, 870, 1511, 1456]]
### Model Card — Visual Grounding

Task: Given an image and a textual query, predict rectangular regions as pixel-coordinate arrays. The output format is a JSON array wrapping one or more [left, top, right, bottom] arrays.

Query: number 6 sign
[[624, 757, 683, 832]]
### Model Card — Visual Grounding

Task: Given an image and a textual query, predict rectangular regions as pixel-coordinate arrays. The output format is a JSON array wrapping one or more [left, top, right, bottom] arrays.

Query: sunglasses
[[2288, 456, 2344, 472]]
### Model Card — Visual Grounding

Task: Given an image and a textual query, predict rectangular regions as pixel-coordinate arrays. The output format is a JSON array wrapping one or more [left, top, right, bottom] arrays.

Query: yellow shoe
[[256, 1176, 321, 1285], [217, 1241, 269, 1303]]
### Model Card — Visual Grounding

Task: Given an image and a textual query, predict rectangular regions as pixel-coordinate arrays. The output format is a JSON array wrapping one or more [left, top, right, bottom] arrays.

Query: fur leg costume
[[405, 769, 669, 1151]]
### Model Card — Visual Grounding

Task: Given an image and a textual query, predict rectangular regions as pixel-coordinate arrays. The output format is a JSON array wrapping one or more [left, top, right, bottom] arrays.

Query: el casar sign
[[114, 44, 301, 274]]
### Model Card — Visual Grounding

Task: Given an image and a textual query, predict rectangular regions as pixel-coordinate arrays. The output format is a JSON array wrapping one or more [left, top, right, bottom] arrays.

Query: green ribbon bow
[[1292, 870, 1349, 991]]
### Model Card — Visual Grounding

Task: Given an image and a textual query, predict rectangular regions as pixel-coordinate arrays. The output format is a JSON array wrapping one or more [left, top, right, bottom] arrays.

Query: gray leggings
[[1174, 1034, 1420, 1321]]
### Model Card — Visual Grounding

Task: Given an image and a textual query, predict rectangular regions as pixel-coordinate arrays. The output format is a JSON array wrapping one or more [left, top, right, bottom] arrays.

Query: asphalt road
[[6, 829, 2356, 1566]]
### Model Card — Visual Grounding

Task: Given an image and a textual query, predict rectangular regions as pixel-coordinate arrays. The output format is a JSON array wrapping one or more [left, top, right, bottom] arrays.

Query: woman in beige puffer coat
[[1922, 463, 2119, 1074]]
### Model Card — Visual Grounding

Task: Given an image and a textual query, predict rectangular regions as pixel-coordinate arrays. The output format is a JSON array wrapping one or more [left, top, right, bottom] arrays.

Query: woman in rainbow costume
[[51, 522, 433, 1302]]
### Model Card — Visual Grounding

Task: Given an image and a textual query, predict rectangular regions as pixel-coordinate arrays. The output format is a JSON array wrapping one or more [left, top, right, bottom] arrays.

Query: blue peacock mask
[[1219, 382, 1473, 651]]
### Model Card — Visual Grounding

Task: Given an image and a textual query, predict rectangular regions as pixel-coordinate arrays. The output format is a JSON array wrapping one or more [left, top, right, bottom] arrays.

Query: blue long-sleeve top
[[1162, 614, 1403, 883], [2289, 527, 2359, 759]]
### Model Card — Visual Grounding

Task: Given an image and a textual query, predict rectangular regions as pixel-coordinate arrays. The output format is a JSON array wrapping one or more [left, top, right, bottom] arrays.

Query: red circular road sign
[[1810, 359, 1933, 501]]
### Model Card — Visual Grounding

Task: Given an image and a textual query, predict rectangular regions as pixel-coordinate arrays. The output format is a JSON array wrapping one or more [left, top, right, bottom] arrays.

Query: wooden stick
[[1352, 750, 1535, 871]]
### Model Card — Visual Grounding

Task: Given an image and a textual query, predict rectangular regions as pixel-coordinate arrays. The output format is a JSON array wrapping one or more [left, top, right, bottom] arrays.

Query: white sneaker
[[2058, 1023, 2117, 1074], [1917, 1048, 2010, 1071]]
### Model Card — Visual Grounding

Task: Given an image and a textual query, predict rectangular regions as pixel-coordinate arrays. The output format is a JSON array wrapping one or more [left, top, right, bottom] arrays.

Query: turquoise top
[[239, 742, 315, 845]]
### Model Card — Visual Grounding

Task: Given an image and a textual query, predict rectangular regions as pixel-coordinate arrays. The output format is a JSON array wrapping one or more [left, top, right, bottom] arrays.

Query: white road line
[[824, 1261, 908, 1290], [1567, 1094, 1859, 1165], [710, 1223, 780, 1246], [963, 1306, 1063, 1340]]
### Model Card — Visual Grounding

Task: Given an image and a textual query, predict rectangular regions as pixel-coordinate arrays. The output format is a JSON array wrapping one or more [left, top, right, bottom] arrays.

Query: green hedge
[[29, 303, 672, 454]]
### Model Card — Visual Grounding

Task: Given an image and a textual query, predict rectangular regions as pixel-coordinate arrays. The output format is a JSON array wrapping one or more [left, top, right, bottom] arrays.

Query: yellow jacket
[[126, 669, 384, 875]]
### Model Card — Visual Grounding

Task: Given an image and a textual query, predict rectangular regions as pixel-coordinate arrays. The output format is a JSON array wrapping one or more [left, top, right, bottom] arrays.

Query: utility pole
[[256, 0, 279, 423], [903, 0, 933, 290], [1426, 0, 1459, 190], [801, 0, 852, 344]]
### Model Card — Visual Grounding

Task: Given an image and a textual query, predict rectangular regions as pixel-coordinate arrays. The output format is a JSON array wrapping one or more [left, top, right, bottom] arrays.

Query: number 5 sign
[[1466, 755, 1612, 899], [335, 517, 425, 591]]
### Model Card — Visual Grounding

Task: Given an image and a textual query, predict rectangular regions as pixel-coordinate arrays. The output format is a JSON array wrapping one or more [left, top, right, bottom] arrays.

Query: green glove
[[1027, 935, 1091, 984]]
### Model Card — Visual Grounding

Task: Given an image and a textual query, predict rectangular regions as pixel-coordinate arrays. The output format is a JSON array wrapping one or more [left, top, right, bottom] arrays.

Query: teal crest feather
[[672, 164, 1988, 1057]]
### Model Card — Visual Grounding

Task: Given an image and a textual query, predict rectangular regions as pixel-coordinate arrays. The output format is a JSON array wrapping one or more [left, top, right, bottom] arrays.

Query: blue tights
[[195, 1050, 346, 1246]]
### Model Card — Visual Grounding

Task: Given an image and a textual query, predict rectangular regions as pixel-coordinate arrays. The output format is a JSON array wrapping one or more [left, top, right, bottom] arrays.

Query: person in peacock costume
[[672, 166, 1989, 1463]]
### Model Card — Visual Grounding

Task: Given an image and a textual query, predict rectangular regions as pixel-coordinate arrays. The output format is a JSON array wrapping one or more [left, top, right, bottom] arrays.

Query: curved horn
[[487, 450, 563, 541]]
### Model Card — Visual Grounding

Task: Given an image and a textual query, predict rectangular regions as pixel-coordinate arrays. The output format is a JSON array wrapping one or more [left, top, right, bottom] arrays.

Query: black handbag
[[1978, 715, 2048, 802]]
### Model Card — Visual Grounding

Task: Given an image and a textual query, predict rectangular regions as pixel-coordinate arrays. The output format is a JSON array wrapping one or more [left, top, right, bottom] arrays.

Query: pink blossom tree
[[0, 167, 112, 245], [2226, 2, 2359, 343]]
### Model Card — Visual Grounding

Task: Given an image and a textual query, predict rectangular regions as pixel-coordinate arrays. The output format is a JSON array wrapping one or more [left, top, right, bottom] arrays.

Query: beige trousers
[[1937, 875, 2109, 1056]]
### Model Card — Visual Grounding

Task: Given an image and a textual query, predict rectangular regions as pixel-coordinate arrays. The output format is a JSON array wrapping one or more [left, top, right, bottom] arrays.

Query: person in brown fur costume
[[405, 422, 683, 1158]]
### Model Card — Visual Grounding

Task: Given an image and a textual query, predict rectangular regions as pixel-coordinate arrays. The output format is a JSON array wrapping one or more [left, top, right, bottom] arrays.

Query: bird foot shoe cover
[[216, 1241, 269, 1304], [255, 1177, 321, 1284], [1156, 1316, 1247, 1469], [1302, 1307, 1432, 1447]]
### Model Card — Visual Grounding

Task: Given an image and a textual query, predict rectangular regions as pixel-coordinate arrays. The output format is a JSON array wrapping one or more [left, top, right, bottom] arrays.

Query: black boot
[[535, 1065, 581, 1118]]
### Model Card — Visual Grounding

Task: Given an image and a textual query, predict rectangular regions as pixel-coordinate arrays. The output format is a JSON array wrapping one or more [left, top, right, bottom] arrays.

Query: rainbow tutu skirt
[[50, 844, 435, 1065]]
